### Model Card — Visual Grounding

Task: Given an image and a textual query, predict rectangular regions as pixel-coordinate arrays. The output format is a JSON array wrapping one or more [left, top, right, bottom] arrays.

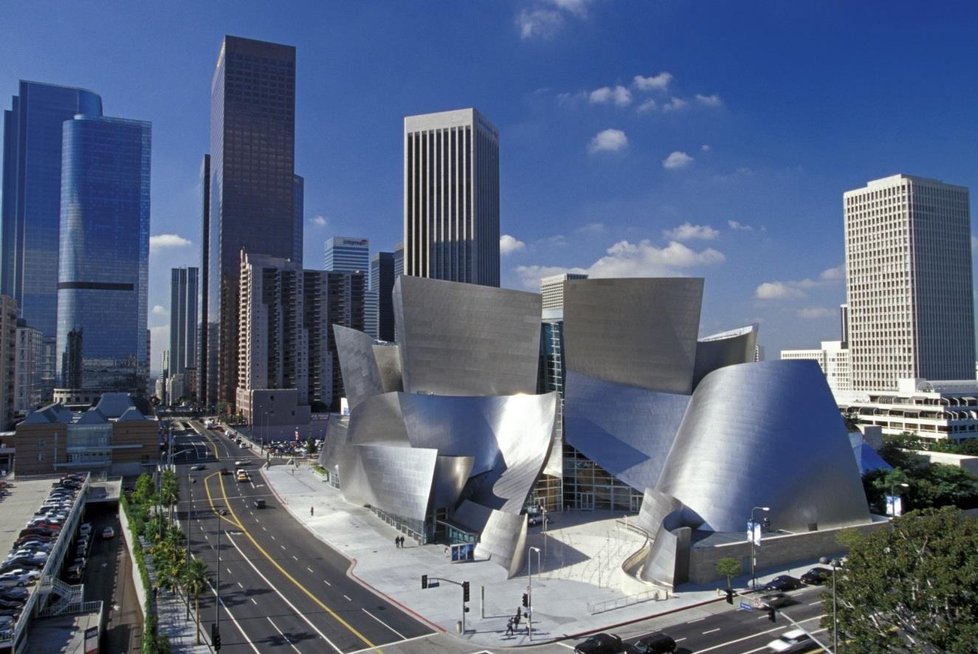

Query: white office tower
[[324, 237, 369, 274], [540, 272, 588, 316], [404, 108, 500, 287], [844, 174, 974, 392]]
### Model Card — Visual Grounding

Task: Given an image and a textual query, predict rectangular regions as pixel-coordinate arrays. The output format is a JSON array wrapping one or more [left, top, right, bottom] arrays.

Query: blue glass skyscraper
[[2, 82, 103, 397], [56, 115, 150, 393]]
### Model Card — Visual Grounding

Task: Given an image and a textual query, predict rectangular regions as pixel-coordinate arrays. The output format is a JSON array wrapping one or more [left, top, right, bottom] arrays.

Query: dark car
[[631, 631, 677, 653], [575, 632, 624, 654], [253, 498, 266, 509], [762, 575, 803, 592], [756, 592, 791, 609], [801, 566, 831, 585]]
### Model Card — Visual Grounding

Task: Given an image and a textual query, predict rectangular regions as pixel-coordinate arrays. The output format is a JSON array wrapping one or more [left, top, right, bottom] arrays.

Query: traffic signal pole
[[421, 575, 470, 634]]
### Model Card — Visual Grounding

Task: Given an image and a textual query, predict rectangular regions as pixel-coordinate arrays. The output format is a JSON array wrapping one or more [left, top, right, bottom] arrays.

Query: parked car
[[0, 587, 28, 602], [78, 523, 92, 536], [253, 498, 266, 509], [762, 575, 803, 592], [101, 527, 115, 539], [766, 628, 815, 652], [631, 631, 677, 653], [575, 632, 624, 654], [801, 567, 831, 585]]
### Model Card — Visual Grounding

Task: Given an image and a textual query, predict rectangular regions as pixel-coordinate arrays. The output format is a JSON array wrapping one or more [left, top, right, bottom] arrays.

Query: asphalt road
[[171, 425, 832, 654], [175, 425, 437, 654]]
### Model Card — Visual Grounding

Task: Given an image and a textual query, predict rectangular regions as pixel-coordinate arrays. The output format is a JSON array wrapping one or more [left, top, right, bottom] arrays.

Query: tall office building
[[324, 236, 369, 274], [0, 295, 16, 429], [2, 82, 104, 399], [844, 174, 974, 391], [404, 108, 500, 287], [14, 319, 43, 414], [235, 252, 331, 414], [170, 267, 198, 377], [198, 155, 213, 406], [326, 270, 365, 410], [206, 35, 298, 407], [370, 251, 396, 341], [56, 115, 151, 394]]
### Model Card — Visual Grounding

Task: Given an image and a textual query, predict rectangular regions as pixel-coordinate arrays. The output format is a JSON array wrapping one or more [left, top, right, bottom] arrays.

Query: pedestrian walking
[[505, 619, 513, 636], [310, 506, 314, 517], [394, 536, 399, 548]]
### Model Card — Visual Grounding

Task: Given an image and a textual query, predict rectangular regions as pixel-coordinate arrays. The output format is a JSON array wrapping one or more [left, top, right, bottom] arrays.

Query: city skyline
[[0, 2, 975, 375]]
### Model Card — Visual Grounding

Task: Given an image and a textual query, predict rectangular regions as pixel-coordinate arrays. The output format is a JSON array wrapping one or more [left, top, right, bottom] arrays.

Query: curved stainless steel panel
[[656, 360, 870, 533], [564, 278, 703, 394], [355, 444, 437, 522], [431, 455, 475, 509], [692, 324, 758, 389], [347, 392, 409, 445], [475, 509, 528, 579], [333, 325, 386, 409], [564, 371, 689, 491], [393, 275, 542, 396], [372, 343, 403, 392]]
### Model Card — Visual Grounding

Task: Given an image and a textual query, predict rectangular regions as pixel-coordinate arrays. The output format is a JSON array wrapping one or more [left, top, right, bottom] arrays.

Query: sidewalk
[[157, 589, 211, 653], [258, 463, 794, 648]]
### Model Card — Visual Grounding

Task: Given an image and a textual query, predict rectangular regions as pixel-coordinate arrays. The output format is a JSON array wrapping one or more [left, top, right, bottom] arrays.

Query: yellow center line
[[198, 427, 380, 651]]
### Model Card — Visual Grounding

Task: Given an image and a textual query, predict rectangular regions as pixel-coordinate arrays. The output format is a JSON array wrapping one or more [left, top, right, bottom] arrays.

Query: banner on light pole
[[747, 520, 763, 546]]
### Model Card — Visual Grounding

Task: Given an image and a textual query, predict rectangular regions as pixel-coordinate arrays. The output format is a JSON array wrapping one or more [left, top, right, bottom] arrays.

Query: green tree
[[182, 558, 210, 644], [715, 557, 741, 591], [132, 473, 157, 507], [825, 507, 978, 652]]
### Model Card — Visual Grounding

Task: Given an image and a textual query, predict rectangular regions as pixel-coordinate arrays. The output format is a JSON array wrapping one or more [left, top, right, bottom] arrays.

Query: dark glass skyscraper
[[371, 251, 396, 342], [2, 82, 103, 396], [56, 115, 150, 393], [170, 267, 198, 376], [206, 35, 298, 407]]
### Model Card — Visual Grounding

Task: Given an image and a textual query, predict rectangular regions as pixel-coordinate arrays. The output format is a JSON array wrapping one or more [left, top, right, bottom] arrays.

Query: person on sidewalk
[[505, 619, 513, 637], [310, 506, 314, 517]]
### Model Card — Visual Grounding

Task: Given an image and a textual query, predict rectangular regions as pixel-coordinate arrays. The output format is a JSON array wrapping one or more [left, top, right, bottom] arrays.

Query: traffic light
[[421, 574, 428, 589], [211, 623, 222, 651], [767, 607, 777, 623], [725, 588, 734, 604], [462, 581, 470, 602], [522, 593, 529, 608]]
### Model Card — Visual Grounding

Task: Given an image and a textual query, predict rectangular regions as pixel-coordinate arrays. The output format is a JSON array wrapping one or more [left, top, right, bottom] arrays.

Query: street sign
[[739, 601, 753, 611]]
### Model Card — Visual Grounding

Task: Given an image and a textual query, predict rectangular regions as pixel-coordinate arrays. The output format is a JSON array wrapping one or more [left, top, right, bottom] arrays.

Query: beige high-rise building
[[404, 108, 500, 287], [844, 174, 974, 392], [0, 295, 16, 429]]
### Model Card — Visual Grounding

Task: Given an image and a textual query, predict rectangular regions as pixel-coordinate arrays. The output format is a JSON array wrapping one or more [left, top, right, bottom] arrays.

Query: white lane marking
[[695, 617, 825, 653], [323, 580, 331, 587], [361, 607, 406, 639], [237, 582, 243, 589], [251, 598, 258, 605], [204, 579, 261, 654], [225, 532, 343, 653], [343, 594, 352, 602], [281, 545, 287, 551], [292, 555, 298, 561], [306, 567, 314, 574], [270, 534, 276, 540], [808, 600, 822, 606], [227, 568, 233, 576], [675, 637, 687, 642], [266, 616, 302, 654], [262, 526, 267, 531], [686, 617, 705, 624], [703, 628, 721, 634]]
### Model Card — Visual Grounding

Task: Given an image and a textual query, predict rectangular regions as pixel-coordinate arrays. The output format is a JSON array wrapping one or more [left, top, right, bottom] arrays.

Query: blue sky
[[2, 1, 977, 375]]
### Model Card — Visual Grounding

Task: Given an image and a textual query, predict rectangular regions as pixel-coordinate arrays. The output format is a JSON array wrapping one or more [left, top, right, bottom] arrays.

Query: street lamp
[[888, 482, 910, 517], [820, 556, 842, 653], [749, 506, 770, 590], [527, 546, 541, 640]]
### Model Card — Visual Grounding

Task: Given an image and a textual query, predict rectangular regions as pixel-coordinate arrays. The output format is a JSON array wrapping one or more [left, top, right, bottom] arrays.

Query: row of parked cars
[[0, 473, 86, 638]]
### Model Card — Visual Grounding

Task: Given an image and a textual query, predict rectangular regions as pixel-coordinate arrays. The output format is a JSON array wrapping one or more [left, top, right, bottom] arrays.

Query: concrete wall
[[118, 501, 148, 619], [914, 450, 978, 476], [687, 520, 889, 585]]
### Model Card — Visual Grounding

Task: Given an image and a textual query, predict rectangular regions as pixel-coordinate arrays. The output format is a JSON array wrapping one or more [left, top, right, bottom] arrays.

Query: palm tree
[[183, 558, 210, 644]]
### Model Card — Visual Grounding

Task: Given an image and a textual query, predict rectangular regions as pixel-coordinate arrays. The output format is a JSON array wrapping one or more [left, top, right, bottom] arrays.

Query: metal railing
[[587, 587, 668, 615]]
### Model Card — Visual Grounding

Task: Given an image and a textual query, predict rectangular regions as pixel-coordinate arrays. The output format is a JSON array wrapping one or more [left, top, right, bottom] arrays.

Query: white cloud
[[516, 9, 564, 39], [727, 220, 754, 231], [576, 222, 606, 235], [152, 305, 168, 316], [633, 72, 673, 91], [662, 151, 693, 169], [820, 265, 845, 281], [149, 233, 192, 254], [500, 234, 526, 255], [588, 129, 628, 154], [701, 144, 711, 152], [662, 97, 688, 112], [589, 85, 632, 107], [636, 99, 657, 113], [797, 307, 835, 319], [695, 93, 723, 107], [311, 215, 328, 227], [588, 239, 725, 278], [663, 222, 719, 241], [755, 282, 805, 300], [516, 0, 591, 39]]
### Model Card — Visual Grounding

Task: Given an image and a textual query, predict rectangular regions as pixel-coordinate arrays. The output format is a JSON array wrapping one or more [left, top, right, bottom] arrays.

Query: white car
[[766, 628, 814, 652]]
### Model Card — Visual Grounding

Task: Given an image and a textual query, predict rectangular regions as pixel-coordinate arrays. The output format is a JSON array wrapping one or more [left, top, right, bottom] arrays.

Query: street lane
[[175, 423, 436, 653]]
